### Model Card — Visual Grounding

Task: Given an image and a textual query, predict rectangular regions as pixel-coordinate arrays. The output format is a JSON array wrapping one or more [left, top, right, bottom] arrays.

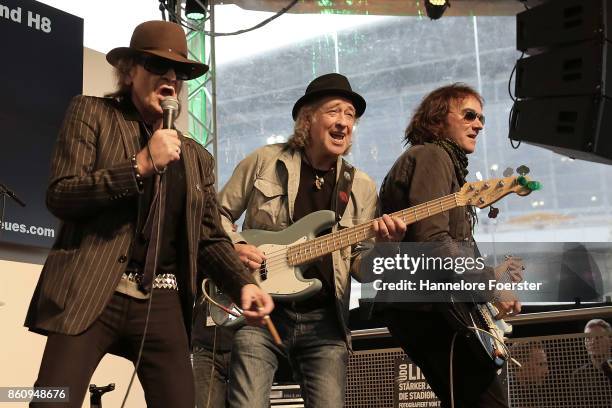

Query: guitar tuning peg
[[516, 165, 530, 176], [488, 205, 500, 219], [503, 167, 514, 177]]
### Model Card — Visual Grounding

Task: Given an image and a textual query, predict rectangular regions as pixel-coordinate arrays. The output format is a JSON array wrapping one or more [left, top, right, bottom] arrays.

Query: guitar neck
[[287, 193, 461, 266]]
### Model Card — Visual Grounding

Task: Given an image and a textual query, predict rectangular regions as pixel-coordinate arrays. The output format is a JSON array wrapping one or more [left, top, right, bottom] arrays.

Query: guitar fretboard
[[286, 193, 461, 266]]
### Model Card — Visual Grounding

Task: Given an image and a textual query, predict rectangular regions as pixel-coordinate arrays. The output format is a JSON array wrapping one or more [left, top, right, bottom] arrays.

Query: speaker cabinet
[[516, 39, 612, 98], [510, 95, 612, 164], [517, 0, 612, 55], [513, 0, 612, 164]]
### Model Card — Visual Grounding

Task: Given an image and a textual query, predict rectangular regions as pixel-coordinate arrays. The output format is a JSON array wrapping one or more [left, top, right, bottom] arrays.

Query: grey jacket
[[218, 143, 378, 347]]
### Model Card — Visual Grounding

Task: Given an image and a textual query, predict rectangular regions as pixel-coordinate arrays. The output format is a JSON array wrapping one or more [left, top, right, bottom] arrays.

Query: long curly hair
[[104, 56, 139, 100], [404, 83, 483, 146], [287, 102, 318, 150]]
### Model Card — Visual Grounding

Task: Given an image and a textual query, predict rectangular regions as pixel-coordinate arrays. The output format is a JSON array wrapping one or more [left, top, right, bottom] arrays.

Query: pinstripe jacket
[[25, 95, 254, 336]]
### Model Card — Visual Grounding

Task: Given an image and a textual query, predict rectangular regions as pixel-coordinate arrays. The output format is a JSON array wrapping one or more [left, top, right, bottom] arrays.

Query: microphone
[[0, 182, 26, 207], [161, 96, 179, 130]]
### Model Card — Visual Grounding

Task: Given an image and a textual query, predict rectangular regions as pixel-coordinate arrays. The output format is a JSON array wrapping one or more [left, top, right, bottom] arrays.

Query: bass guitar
[[206, 175, 540, 328]]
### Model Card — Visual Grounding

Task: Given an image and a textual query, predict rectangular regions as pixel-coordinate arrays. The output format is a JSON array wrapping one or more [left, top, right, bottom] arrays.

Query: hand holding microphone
[[136, 97, 181, 177]]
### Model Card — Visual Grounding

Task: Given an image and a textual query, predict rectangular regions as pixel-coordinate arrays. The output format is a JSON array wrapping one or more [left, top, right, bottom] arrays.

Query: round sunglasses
[[459, 108, 485, 125]]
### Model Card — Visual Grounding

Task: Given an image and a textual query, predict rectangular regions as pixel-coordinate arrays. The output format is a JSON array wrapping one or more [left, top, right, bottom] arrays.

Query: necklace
[[314, 173, 325, 191], [303, 153, 333, 191]]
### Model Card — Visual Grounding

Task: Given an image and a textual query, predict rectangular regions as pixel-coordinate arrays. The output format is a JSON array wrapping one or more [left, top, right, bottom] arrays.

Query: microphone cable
[[120, 119, 169, 408], [120, 186, 163, 408]]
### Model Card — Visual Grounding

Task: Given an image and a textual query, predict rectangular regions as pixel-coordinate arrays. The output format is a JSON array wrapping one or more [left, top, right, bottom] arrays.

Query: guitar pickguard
[[255, 238, 322, 300]]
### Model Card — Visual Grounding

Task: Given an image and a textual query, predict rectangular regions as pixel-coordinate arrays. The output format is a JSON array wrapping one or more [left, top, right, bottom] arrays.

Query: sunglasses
[[139, 55, 193, 80], [460, 108, 485, 125]]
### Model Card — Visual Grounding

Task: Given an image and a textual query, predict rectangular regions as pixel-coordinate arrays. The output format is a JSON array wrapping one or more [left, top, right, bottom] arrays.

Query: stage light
[[185, 0, 206, 20], [425, 0, 450, 20]]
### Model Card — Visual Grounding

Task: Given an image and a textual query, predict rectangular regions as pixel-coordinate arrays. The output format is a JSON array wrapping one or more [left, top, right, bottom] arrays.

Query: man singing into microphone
[[25, 20, 273, 408]]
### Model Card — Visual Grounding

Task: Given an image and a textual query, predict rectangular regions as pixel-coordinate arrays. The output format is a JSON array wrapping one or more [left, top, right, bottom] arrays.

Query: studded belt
[[121, 272, 178, 291]]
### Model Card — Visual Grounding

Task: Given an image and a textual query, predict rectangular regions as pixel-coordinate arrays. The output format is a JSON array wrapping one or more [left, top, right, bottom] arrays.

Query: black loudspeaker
[[517, 0, 611, 55], [512, 0, 612, 164], [509, 95, 612, 164], [516, 40, 612, 98]]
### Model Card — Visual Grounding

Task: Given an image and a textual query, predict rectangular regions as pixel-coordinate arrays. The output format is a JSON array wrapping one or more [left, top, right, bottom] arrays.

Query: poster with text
[[0, 0, 83, 247], [394, 355, 441, 408]]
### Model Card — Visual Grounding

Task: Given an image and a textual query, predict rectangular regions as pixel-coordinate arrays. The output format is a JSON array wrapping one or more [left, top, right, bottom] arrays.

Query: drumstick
[[255, 298, 282, 345]]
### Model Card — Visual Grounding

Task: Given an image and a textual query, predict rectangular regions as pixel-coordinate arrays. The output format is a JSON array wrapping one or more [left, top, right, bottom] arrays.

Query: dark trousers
[[31, 290, 194, 408], [384, 309, 508, 408], [192, 344, 231, 408]]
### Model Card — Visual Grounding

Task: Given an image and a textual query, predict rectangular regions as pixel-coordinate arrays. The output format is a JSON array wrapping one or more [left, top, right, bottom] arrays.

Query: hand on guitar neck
[[493, 256, 525, 319], [371, 214, 407, 242]]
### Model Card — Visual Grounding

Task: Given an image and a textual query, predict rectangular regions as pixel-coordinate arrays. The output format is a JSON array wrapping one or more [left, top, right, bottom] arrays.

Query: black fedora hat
[[106, 21, 208, 80], [292, 73, 366, 120]]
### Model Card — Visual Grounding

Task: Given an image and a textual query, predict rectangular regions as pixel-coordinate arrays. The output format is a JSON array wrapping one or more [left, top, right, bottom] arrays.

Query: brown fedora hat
[[292, 73, 366, 120], [106, 20, 208, 80]]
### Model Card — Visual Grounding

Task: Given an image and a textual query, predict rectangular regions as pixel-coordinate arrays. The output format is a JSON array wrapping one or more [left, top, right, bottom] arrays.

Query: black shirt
[[129, 123, 186, 276], [292, 159, 337, 308], [157, 158, 186, 274]]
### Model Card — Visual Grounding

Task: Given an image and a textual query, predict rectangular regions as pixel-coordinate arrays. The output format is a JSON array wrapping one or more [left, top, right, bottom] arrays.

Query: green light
[[185, 0, 206, 20], [187, 12, 205, 20]]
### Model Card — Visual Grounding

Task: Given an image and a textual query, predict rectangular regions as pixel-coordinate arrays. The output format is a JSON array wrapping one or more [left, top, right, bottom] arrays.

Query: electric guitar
[[445, 294, 513, 369], [443, 257, 523, 369], [206, 175, 540, 328]]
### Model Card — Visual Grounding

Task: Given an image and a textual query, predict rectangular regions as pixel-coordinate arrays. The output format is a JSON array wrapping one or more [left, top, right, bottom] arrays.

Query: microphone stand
[[0, 181, 26, 240], [0, 182, 24, 308], [89, 383, 115, 408]]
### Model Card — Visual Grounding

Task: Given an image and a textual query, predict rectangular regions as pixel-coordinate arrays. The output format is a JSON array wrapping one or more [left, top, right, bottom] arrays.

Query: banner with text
[[394, 355, 440, 408], [0, 0, 82, 247]]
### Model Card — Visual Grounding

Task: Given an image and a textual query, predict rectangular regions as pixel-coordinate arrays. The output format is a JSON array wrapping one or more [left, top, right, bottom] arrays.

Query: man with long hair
[[378, 83, 522, 407], [218, 73, 405, 407], [25, 20, 273, 408]]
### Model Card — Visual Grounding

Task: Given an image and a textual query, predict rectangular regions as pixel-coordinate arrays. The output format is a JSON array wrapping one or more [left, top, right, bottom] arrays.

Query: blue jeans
[[228, 304, 348, 408], [192, 345, 232, 408]]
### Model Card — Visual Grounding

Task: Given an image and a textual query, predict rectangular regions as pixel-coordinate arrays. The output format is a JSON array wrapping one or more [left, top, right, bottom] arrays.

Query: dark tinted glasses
[[461, 108, 485, 125], [139, 55, 193, 80]]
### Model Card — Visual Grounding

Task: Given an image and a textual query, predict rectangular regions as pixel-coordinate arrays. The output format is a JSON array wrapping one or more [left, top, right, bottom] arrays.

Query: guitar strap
[[332, 159, 356, 223]]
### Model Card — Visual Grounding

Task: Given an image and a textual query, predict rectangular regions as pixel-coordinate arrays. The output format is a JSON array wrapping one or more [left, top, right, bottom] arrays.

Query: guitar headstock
[[457, 176, 541, 208]]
